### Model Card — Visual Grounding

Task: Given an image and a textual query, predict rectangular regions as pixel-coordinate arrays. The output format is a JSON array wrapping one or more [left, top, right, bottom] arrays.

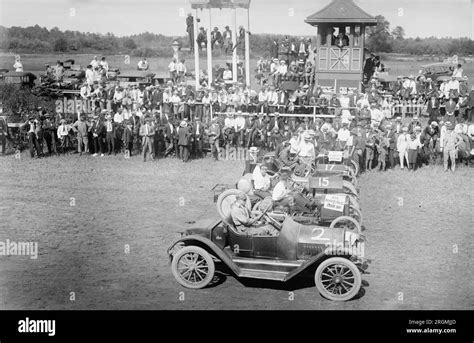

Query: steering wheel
[[263, 213, 283, 231]]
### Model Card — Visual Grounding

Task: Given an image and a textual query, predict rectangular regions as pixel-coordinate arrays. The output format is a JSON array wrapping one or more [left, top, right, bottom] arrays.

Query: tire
[[314, 257, 362, 301], [216, 189, 251, 219], [342, 180, 359, 198], [329, 215, 361, 234], [347, 195, 361, 210], [171, 246, 215, 289], [349, 160, 360, 176], [350, 206, 363, 227]]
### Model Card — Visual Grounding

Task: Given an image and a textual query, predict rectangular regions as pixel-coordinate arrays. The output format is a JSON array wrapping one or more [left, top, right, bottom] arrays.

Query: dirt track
[[0, 153, 473, 310]]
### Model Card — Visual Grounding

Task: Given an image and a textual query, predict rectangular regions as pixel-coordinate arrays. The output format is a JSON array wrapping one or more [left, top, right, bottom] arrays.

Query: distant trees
[[53, 37, 68, 52], [366, 15, 393, 53], [391, 26, 405, 40], [0, 23, 472, 57]]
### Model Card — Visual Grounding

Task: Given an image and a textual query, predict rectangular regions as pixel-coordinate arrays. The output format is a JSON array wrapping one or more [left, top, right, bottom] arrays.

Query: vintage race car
[[168, 196, 370, 302]]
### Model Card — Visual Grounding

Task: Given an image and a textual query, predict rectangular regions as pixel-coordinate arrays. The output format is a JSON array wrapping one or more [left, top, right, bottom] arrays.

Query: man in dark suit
[[104, 114, 116, 155], [91, 115, 105, 156], [178, 120, 191, 162], [164, 120, 176, 157], [139, 117, 155, 162], [383, 123, 397, 168], [211, 27, 223, 50], [192, 118, 205, 159], [427, 95, 440, 123]]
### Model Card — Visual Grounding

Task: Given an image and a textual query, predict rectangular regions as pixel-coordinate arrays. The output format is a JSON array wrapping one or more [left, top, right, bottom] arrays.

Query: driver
[[230, 193, 279, 236]]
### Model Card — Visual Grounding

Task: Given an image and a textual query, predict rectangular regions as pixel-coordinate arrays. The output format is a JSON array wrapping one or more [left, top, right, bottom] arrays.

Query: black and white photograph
[[0, 0, 473, 338]]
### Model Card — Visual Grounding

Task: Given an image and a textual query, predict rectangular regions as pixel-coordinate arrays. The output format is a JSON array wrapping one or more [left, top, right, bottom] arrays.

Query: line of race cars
[[167, 149, 371, 302]]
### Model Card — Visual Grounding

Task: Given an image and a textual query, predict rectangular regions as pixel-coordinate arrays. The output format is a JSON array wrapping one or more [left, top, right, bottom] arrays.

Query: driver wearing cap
[[230, 193, 278, 236]]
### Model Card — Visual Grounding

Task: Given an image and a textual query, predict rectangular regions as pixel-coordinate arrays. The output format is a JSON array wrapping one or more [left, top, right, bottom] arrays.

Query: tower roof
[[190, 0, 250, 10], [305, 0, 377, 25]]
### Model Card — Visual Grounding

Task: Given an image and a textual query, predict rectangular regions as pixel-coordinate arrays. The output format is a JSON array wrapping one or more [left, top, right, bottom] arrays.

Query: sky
[[0, 0, 472, 39]]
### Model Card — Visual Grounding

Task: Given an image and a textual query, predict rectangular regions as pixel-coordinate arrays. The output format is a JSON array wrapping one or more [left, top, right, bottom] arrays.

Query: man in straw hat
[[177, 120, 191, 162], [441, 122, 462, 172]]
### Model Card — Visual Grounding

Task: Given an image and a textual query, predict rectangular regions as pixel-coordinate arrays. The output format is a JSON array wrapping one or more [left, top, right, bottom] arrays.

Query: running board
[[233, 258, 303, 273], [238, 268, 289, 281]]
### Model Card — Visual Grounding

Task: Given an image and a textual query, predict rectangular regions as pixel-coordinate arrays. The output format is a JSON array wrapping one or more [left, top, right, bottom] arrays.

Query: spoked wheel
[[348, 160, 360, 177], [315, 257, 362, 301], [329, 215, 361, 234], [171, 246, 215, 289], [342, 181, 359, 198], [350, 206, 363, 227], [344, 174, 358, 189], [348, 195, 361, 211]]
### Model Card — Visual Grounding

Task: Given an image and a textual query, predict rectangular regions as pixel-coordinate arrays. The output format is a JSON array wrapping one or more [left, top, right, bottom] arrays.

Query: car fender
[[284, 247, 359, 282], [167, 235, 240, 276]]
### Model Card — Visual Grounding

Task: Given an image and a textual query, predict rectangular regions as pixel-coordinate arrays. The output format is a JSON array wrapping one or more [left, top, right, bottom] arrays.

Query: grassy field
[[1, 52, 473, 90], [0, 152, 472, 310]]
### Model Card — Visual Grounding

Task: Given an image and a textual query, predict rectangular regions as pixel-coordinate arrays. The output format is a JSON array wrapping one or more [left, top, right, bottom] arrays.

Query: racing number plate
[[328, 151, 343, 162], [308, 176, 344, 190], [316, 164, 347, 173]]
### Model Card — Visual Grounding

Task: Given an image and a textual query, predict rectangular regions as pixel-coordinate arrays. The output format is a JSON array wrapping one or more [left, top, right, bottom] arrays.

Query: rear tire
[[329, 215, 361, 234]]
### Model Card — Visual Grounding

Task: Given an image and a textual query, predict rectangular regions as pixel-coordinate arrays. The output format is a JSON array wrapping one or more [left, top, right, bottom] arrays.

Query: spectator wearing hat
[[427, 95, 440, 123], [57, 119, 71, 154], [382, 122, 397, 168], [441, 122, 462, 171], [41, 112, 54, 156], [208, 118, 221, 161], [139, 117, 155, 162], [191, 118, 206, 159], [375, 133, 389, 171], [444, 96, 458, 126], [364, 128, 377, 171], [396, 127, 409, 169], [223, 26, 232, 55], [177, 120, 191, 162], [122, 120, 133, 157], [420, 121, 440, 164], [91, 115, 105, 156], [407, 127, 422, 170], [24, 116, 42, 158], [296, 131, 316, 163], [104, 114, 116, 155], [72, 113, 90, 155]]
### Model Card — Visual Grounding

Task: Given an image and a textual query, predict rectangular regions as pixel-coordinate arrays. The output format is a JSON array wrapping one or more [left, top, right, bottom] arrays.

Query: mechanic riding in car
[[230, 193, 279, 236], [272, 167, 294, 208]]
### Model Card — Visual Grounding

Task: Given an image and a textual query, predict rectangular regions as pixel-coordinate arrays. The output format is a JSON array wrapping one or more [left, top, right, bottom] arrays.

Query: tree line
[[1, 18, 473, 58]]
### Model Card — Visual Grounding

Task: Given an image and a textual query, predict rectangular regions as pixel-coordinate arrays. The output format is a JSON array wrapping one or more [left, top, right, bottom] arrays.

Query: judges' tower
[[305, 0, 377, 92]]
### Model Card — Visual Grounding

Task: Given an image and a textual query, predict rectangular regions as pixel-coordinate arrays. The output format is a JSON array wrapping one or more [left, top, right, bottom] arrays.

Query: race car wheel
[[329, 215, 361, 234], [350, 206, 363, 227], [342, 181, 359, 198], [171, 246, 215, 289], [348, 194, 361, 211], [315, 257, 362, 301], [350, 160, 360, 176]]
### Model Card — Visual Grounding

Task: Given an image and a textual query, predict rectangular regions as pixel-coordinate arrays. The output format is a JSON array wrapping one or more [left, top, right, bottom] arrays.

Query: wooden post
[[207, 8, 213, 86], [245, 8, 250, 87], [193, 10, 199, 89], [232, 8, 238, 83]]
